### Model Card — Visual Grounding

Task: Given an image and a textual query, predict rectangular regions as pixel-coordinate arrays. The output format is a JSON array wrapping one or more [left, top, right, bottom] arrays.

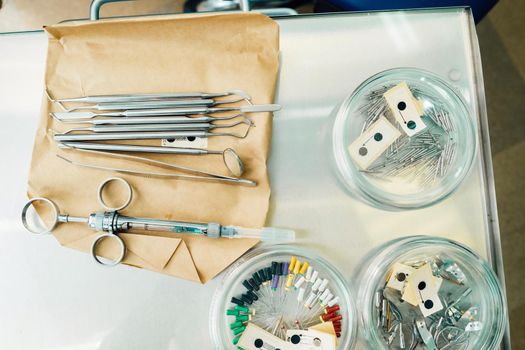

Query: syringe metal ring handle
[[90, 231, 126, 267], [88, 211, 126, 266], [21, 197, 60, 235], [97, 177, 133, 211]]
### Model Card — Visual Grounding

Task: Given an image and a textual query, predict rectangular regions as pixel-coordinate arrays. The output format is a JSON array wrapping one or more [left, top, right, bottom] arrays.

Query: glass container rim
[[354, 235, 508, 350], [209, 244, 359, 350], [332, 67, 478, 210]]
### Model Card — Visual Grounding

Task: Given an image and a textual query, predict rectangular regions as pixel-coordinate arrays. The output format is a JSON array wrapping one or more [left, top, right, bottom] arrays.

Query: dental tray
[[0, 7, 509, 350]]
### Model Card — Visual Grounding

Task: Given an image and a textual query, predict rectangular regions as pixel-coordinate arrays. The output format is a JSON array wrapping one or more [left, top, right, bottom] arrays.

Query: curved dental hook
[[64, 105, 90, 112], [61, 127, 89, 134], [212, 125, 252, 139], [45, 89, 67, 112], [44, 89, 55, 102], [211, 113, 249, 121], [213, 118, 254, 129], [57, 143, 72, 150], [216, 95, 252, 105], [226, 89, 251, 101], [243, 115, 255, 126], [50, 113, 93, 124]]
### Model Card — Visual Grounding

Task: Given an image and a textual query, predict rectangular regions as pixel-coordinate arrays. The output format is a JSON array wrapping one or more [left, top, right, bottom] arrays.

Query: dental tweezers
[[57, 151, 255, 186], [59, 142, 246, 178]]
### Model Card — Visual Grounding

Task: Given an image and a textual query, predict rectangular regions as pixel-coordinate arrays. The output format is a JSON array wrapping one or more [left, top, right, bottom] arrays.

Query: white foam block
[[402, 264, 443, 317], [286, 329, 336, 350], [239, 323, 291, 350], [383, 81, 427, 136], [348, 115, 401, 170], [161, 136, 207, 149], [386, 263, 415, 292]]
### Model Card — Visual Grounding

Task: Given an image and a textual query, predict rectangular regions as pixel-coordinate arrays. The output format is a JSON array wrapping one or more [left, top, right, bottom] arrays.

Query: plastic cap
[[229, 226, 296, 241]]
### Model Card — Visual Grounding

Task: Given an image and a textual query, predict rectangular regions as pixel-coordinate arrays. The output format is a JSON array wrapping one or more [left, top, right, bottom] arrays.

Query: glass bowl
[[332, 68, 477, 210], [210, 245, 358, 349], [354, 236, 507, 350]]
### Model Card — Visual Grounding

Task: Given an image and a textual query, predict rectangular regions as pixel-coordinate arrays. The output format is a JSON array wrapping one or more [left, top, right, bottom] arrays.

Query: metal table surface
[[0, 8, 509, 350]]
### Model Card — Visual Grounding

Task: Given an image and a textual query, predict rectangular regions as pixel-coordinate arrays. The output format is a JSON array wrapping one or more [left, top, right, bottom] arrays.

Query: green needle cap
[[232, 326, 246, 335], [235, 305, 249, 313], [226, 309, 240, 316], [230, 321, 243, 329]]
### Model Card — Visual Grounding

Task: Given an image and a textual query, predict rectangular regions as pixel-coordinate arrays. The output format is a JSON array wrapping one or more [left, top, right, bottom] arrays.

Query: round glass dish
[[210, 245, 357, 349], [354, 236, 507, 350], [332, 68, 477, 210]]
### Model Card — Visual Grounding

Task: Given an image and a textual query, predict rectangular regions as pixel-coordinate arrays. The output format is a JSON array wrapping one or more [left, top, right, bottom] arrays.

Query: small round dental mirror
[[223, 148, 244, 178]]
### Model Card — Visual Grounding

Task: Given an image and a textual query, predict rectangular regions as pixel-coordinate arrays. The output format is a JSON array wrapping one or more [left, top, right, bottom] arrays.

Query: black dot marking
[[424, 299, 434, 309], [397, 101, 407, 111], [407, 120, 417, 130], [359, 147, 368, 156], [166, 138, 175, 143], [396, 273, 406, 282], [187, 136, 196, 142], [254, 338, 264, 348], [291, 335, 301, 344], [418, 281, 426, 290], [374, 132, 383, 141]]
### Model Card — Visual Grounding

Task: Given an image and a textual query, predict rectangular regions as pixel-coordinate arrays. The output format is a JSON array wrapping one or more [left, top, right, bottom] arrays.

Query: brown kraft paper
[[27, 12, 280, 283]]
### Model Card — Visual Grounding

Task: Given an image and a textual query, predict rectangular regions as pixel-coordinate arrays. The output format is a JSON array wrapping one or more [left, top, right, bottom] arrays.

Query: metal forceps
[[21, 178, 295, 267]]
